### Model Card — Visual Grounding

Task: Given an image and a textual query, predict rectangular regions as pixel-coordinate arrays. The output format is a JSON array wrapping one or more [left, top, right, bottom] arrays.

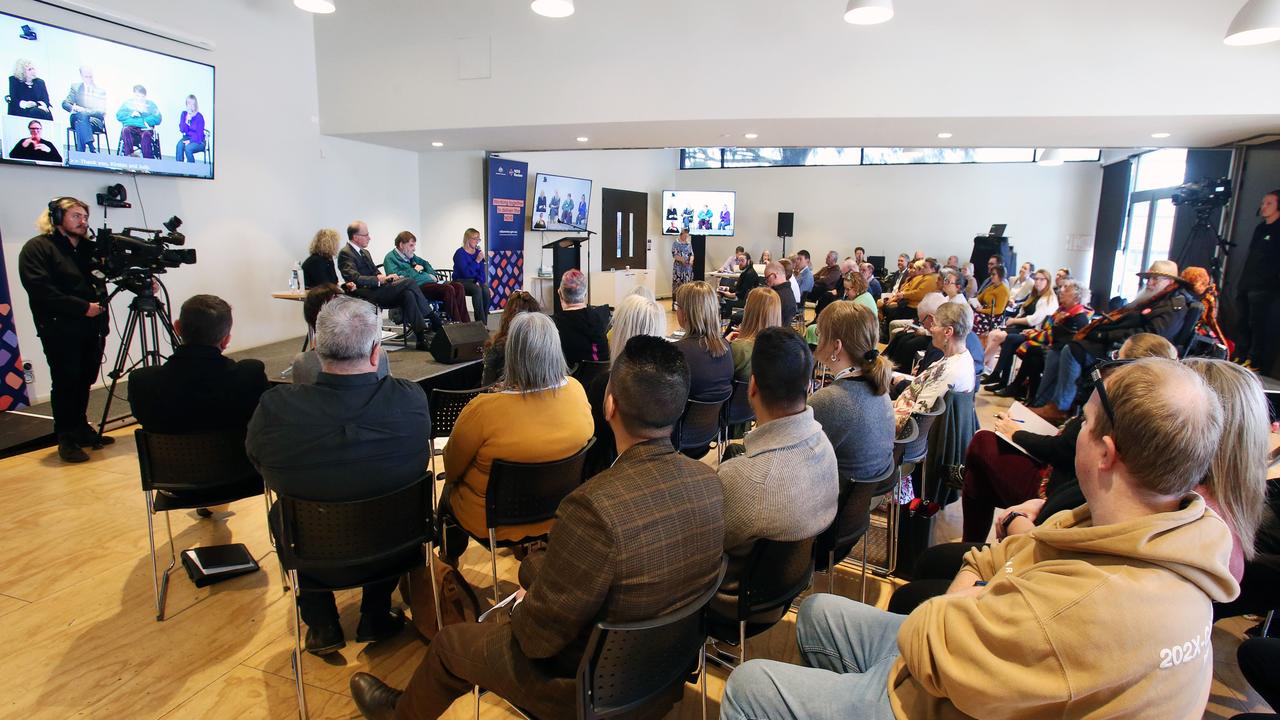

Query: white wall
[[417, 150, 1101, 299], [0, 0, 421, 404]]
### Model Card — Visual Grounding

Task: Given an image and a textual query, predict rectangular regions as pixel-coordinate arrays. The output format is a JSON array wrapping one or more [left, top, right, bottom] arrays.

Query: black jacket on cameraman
[[18, 229, 108, 337], [1236, 217, 1280, 297], [1076, 287, 1194, 357]]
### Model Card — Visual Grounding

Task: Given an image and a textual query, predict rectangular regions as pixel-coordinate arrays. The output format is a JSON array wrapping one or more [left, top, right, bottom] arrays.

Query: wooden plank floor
[[0, 301, 1270, 719]]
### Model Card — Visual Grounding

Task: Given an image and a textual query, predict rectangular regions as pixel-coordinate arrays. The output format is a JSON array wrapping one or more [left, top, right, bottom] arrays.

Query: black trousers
[[987, 330, 1029, 386], [885, 331, 930, 373], [353, 278, 440, 336], [37, 323, 105, 435], [458, 279, 490, 324], [886, 541, 985, 615], [1235, 290, 1280, 368], [1237, 638, 1280, 718]]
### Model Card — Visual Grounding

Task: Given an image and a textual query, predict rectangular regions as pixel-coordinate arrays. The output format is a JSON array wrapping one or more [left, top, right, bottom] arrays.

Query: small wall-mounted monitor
[[662, 190, 736, 236], [530, 172, 592, 232]]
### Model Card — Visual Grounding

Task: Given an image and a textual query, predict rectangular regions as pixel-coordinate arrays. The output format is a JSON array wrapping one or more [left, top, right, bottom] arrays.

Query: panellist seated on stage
[[350, 335, 725, 720], [247, 295, 430, 656], [338, 220, 442, 351]]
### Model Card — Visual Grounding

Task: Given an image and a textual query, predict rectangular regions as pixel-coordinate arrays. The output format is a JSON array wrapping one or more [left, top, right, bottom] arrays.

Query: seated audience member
[[945, 254, 960, 269], [884, 253, 909, 294], [1055, 266, 1071, 288], [961, 334, 1175, 543], [552, 269, 611, 366], [130, 295, 270, 516], [714, 328, 838, 616], [301, 228, 353, 291], [882, 258, 939, 323], [351, 336, 724, 720], [892, 302, 974, 432], [976, 254, 1002, 292], [808, 302, 896, 557], [676, 281, 735, 401], [883, 292, 947, 371], [994, 277, 1090, 403], [793, 250, 815, 298], [982, 268, 1056, 380], [860, 262, 882, 300], [382, 230, 470, 322], [764, 260, 798, 324], [722, 358, 1237, 720], [339, 221, 441, 350], [843, 269, 878, 318], [480, 290, 540, 386], [718, 252, 759, 314], [959, 262, 979, 297], [437, 312, 592, 562], [811, 250, 843, 311], [779, 257, 802, 304], [759, 249, 773, 265], [292, 285, 389, 384], [584, 293, 667, 476], [1032, 262, 1193, 422], [718, 245, 747, 273], [971, 264, 1010, 336], [453, 228, 491, 324], [729, 288, 782, 383], [1008, 261, 1036, 308], [247, 296, 429, 655]]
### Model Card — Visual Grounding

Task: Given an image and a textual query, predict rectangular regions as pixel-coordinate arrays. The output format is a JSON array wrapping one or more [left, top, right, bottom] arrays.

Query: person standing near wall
[[1232, 190, 1280, 371]]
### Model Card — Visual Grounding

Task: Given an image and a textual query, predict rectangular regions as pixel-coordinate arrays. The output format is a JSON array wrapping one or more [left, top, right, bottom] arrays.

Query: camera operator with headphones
[[18, 197, 112, 463]]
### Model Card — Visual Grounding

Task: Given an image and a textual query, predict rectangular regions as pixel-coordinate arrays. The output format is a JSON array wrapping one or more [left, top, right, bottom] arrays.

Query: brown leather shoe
[[350, 672, 402, 720], [1030, 404, 1069, 425]]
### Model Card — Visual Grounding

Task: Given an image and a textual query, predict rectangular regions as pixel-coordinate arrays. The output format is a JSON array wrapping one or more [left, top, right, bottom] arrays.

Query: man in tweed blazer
[[351, 336, 725, 720]]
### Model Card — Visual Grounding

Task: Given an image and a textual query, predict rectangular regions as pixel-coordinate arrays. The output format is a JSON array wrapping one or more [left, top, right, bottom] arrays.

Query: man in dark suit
[[247, 295, 430, 655], [350, 335, 726, 720], [129, 294, 270, 517], [764, 260, 797, 324], [339, 220, 441, 350]]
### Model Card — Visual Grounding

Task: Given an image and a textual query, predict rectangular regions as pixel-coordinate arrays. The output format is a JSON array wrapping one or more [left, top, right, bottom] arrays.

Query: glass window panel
[[971, 148, 1035, 163], [723, 147, 787, 167], [1113, 200, 1150, 300], [802, 147, 862, 165], [1034, 148, 1101, 163], [1147, 198, 1176, 263], [1133, 148, 1187, 191], [681, 148, 722, 169]]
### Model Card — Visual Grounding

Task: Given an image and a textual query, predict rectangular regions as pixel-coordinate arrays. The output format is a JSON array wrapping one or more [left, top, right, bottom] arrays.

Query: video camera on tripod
[[1172, 177, 1233, 210], [95, 216, 197, 295]]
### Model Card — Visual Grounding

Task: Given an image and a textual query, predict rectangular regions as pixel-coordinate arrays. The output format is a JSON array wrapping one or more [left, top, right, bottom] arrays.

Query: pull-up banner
[[484, 156, 528, 311]]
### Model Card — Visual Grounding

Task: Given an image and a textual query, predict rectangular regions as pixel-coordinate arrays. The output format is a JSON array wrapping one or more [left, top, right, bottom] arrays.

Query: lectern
[[543, 236, 588, 312]]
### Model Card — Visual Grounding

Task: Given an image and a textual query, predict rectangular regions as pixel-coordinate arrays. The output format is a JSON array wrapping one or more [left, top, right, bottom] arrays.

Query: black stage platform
[[0, 335, 482, 458]]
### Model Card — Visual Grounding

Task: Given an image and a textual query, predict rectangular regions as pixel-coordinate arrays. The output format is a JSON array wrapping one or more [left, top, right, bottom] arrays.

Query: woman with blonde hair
[[983, 268, 1057, 378], [674, 281, 733, 401], [8, 58, 52, 119], [729, 287, 781, 382], [301, 228, 349, 289]]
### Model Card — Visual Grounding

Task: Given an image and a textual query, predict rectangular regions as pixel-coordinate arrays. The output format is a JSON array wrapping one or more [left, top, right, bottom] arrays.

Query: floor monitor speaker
[[429, 321, 488, 364]]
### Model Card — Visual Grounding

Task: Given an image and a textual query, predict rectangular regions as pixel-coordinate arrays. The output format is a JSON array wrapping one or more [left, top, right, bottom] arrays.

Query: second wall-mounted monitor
[[531, 172, 592, 232], [662, 190, 736, 236]]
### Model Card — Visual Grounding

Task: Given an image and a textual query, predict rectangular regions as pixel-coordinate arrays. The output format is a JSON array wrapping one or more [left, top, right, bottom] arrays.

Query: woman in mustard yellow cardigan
[[971, 264, 1010, 337], [438, 312, 593, 561]]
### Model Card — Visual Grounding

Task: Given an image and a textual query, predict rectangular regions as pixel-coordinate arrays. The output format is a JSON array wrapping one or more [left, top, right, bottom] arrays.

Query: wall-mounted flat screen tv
[[530, 172, 591, 231], [0, 11, 215, 179], [662, 190, 736, 236]]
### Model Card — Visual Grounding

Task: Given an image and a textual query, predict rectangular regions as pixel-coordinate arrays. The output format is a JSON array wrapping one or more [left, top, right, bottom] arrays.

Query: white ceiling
[[312, 0, 1280, 152]]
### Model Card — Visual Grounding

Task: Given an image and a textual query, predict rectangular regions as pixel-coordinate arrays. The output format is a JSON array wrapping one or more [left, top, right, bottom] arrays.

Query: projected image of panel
[[662, 190, 736, 236], [530, 172, 592, 232], [0, 11, 215, 179]]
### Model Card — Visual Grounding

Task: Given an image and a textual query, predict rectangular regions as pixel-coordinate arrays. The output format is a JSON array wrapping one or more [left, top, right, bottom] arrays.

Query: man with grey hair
[[339, 220, 441, 351], [247, 295, 430, 656]]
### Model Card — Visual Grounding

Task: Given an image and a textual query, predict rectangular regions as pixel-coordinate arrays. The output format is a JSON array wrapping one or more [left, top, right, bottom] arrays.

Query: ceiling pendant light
[[294, 0, 336, 13], [1037, 149, 1064, 167], [531, 0, 575, 19], [1225, 0, 1280, 45], [844, 0, 894, 25]]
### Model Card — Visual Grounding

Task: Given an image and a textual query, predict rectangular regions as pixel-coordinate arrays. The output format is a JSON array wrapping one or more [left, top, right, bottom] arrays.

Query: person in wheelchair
[[116, 84, 161, 159]]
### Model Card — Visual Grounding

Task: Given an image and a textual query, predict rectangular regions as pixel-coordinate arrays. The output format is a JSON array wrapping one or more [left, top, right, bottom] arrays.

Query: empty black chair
[[720, 378, 754, 449], [813, 463, 901, 596], [273, 476, 434, 719], [673, 396, 729, 461], [427, 385, 492, 482], [572, 359, 611, 389], [709, 537, 815, 665], [135, 428, 266, 621], [440, 438, 595, 605], [1173, 300, 1205, 358]]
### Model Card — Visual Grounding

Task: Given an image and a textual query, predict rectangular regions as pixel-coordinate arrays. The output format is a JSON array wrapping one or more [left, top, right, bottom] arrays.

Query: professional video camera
[[95, 216, 196, 293], [1172, 177, 1233, 209]]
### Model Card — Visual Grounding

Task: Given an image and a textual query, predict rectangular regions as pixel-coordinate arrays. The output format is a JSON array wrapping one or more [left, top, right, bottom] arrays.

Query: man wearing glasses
[[339, 221, 441, 351], [721, 358, 1238, 720]]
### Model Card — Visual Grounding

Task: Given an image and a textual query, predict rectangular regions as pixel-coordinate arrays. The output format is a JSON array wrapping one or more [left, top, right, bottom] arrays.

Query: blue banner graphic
[[485, 157, 528, 310]]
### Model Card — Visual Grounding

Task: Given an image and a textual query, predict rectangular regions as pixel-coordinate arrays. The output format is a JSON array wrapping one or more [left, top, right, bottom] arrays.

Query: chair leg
[[861, 532, 870, 604], [699, 644, 708, 720], [488, 529, 501, 607], [144, 492, 163, 621], [473, 686, 481, 720], [828, 549, 836, 595], [289, 569, 309, 719], [426, 542, 444, 632], [262, 492, 288, 593], [739, 620, 746, 665], [148, 498, 177, 622], [1264, 609, 1275, 637]]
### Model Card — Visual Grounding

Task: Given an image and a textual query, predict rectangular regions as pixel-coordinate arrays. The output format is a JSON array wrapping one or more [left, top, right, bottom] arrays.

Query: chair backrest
[[429, 386, 490, 440], [486, 438, 596, 529], [275, 476, 431, 574], [135, 428, 259, 493], [576, 557, 727, 720], [814, 463, 899, 561], [722, 379, 754, 427], [673, 396, 728, 451], [436, 268, 454, 282], [1173, 300, 1204, 355], [572, 360, 611, 389], [738, 537, 815, 619]]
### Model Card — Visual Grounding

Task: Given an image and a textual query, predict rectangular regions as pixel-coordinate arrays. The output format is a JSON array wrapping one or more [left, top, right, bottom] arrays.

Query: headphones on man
[[48, 197, 77, 227]]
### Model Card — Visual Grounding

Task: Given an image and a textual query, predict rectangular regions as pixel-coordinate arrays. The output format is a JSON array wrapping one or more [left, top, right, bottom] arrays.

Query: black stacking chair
[[571, 360, 611, 389], [720, 379, 754, 448], [440, 439, 595, 605], [427, 385, 492, 486], [272, 476, 435, 720], [709, 537, 815, 665], [135, 429, 266, 622], [673, 396, 729, 462], [813, 463, 901, 597]]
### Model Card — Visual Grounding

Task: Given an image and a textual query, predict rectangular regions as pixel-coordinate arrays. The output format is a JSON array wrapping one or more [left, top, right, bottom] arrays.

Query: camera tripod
[[95, 281, 178, 441], [1184, 205, 1234, 289]]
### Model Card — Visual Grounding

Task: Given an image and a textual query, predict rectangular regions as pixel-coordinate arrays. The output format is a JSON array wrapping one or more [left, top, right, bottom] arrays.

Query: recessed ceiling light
[[294, 0, 335, 13], [431, 141, 444, 147], [531, 0, 574, 18], [1225, 0, 1280, 45], [844, 0, 894, 25], [936, 132, 953, 139], [1037, 149, 1065, 166], [576, 136, 589, 143], [744, 133, 759, 140], [1150, 132, 1171, 139]]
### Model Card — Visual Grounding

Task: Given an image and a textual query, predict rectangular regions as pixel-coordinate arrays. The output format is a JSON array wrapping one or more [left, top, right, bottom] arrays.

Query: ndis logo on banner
[[494, 164, 524, 179]]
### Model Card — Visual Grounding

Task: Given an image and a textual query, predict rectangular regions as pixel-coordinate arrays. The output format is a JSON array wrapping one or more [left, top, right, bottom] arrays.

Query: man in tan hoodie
[[722, 358, 1240, 720]]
